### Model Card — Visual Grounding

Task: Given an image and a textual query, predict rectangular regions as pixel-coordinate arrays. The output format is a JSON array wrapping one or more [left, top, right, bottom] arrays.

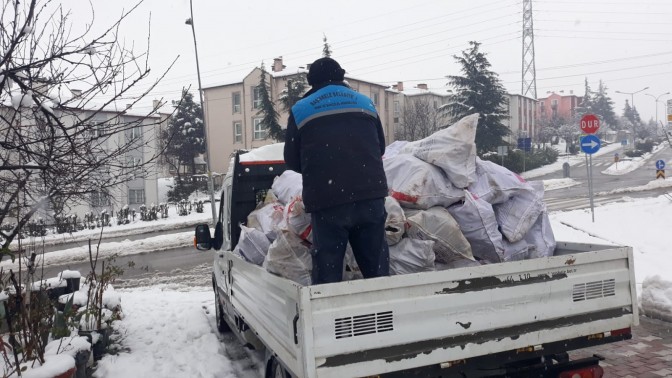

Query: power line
[[536, 18, 672, 25], [537, 28, 672, 36], [537, 34, 672, 42]]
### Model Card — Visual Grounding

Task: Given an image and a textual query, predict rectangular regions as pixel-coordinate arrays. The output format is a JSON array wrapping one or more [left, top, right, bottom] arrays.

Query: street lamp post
[[615, 86, 649, 146], [645, 92, 671, 128], [186, 1, 217, 225]]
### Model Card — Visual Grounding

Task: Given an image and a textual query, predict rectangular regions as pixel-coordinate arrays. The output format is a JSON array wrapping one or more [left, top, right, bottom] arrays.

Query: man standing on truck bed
[[284, 57, 389, 284]]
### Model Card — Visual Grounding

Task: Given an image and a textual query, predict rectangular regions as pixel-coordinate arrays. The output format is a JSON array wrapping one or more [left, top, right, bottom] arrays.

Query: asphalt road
[[541, 144, 672, 211], [38, 245, 214, 288]]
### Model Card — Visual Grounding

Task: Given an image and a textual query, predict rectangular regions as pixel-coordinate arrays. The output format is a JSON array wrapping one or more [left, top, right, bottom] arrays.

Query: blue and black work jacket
[[284, 82, 388, 213]]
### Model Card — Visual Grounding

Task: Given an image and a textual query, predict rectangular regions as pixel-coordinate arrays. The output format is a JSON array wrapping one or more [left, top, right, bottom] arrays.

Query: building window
[[253, 118, 267, 140], [371, 91, 379, 106], [233, 121, 242, 143], [129, 126, 142, 140], [393, 100, 400, 123], [129, 189, 145, 205], [551, 99, 558, 107], [232, 92, 241, 113], [252, 86, 262, 109], [90, 191, 111, 207]]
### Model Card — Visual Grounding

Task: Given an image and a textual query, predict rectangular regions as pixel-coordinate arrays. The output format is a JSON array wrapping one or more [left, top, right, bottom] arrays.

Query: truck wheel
[[269, 357, 290, 378], [215, 289, 231, 333]]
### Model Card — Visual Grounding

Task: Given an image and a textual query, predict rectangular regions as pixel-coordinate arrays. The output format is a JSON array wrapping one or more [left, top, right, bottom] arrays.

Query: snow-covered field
[[521, 141, 622, 179], [601, 142, 667, 176]]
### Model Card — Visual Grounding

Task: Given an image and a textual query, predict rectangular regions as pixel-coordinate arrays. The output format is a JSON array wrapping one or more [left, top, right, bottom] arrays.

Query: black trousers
[[310, 198, 389, 284]]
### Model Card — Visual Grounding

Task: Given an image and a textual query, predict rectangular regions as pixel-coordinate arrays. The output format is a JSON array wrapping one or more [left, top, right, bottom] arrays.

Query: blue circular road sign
[[656, 160, 666, 170], [580, 135, 601, 155]]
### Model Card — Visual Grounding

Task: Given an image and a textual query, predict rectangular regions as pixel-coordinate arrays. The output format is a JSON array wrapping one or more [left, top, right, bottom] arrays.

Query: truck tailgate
[[305, 244, 637, 378]]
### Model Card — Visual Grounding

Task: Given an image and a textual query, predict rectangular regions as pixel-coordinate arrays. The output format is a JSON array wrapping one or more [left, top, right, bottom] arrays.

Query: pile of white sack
[[234, 113, 555, 285]]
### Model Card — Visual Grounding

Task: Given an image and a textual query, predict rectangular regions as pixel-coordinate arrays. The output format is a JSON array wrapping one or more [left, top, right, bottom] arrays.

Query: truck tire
[[268, 357, 290, 378], [214, 288, 231, 333]]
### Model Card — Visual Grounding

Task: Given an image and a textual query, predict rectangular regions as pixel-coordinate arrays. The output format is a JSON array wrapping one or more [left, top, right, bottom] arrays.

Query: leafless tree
[[0, 0, 176, 254], [394, 97, 442, 141]]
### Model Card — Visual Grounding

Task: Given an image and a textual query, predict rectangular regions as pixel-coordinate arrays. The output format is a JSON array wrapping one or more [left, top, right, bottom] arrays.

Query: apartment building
[[386, 81, 451, 139], [537, 91, 583, 121], [0, 100, 167, 219], [202, 57, 395, 174], [504, 94, 538, 142]]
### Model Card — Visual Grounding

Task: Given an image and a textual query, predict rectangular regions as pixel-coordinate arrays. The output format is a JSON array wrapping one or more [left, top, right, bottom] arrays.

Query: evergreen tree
[[575, 77, 594, 119], [442, 41, 509, 154], [162, 89, 206, 201], [622, 100, 635, 124], [322, 34, 332, 57], [591, 80, 617, 127], [257, 62, 284, 141], [280, 74, 308, 112]]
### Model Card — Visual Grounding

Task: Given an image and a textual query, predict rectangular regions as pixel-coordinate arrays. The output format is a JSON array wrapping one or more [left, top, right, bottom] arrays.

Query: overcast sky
[[77, 0, 672, 124]]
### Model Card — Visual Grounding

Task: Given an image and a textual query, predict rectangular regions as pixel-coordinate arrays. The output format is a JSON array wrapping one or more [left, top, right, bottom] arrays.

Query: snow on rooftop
[[238, 143, 285, 163]]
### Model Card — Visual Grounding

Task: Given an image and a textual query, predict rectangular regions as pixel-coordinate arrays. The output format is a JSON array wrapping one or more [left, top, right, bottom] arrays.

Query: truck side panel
[[227, 254, 305, 377]]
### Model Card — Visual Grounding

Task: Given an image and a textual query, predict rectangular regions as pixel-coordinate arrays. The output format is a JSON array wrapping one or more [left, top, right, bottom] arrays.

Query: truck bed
[[222, 242, 638, 378]]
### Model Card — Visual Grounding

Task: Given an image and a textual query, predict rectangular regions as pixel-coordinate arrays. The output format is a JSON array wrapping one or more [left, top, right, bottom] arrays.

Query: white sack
[[389, 238, 436, 275], [503, 239, 530, 262], [247, 202, 285, 234], [384, 154, 463, 209], [469, 158, 532, 204], [436, 258, 482, 270], [385, 197, 406, 245], [382, 140, 410, 160], [524, 210, 556, 258], [401, 113, 479, 188], [447, 191, 504, 263], [494, 181, 544, 243], [264, 230, 312, 285], [272, 170, 303, 205], [405, 207, 474, 264], [237, 225, 271, 266], [284, 197, 312, 242]]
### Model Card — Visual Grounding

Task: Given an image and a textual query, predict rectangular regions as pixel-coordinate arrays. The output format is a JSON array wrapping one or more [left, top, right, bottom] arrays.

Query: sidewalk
[[571, 316, 672, 377]]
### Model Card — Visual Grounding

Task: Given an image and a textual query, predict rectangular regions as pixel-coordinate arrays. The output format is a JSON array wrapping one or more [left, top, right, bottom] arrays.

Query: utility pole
[[186, 0, 217, 225], [521, 0, 537, 99]]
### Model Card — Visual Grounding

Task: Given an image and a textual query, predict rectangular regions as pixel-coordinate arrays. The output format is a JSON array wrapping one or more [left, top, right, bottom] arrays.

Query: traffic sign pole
[[589, 154, 595, 222], [579, 115, 600, 223]]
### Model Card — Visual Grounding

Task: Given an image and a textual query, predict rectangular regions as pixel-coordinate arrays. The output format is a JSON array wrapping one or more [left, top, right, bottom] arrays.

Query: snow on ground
[[2, 232, 195, 270], [94, 287, 252, 378], [597, 177, 672, 195], [522, 142, 622, 179], [601, 143, 666, 175], [543, 178, 580, 191]]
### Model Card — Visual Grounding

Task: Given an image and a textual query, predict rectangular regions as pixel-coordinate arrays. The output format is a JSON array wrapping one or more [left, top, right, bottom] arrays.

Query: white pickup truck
[[194, 145, 638, 378]]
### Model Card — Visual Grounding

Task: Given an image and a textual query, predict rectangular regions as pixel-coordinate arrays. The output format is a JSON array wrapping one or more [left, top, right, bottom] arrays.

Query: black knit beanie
[[307, 57, 345, 86]]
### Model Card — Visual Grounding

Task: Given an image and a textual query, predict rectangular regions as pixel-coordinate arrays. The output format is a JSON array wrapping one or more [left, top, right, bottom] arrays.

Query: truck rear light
[[609, 327, 631, 337], [558, 365, 604, 378]]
